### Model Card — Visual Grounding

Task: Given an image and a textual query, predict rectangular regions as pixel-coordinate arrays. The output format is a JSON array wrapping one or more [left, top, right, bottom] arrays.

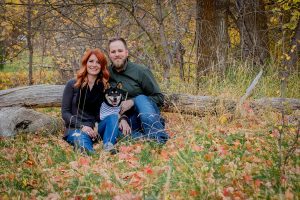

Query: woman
[[61, 48, 123, 153]]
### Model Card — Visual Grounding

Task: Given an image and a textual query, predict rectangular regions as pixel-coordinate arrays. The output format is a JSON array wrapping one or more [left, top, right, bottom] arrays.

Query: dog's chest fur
[[100, 102, 121, 120], [99, 83, 126, 120]]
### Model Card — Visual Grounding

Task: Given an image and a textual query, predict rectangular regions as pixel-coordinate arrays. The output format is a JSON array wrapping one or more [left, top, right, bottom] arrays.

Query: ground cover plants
[[0, 109, 298, 199]]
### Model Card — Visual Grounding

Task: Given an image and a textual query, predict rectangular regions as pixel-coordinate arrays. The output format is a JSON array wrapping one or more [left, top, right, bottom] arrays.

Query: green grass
[[160, 61, 299, 99], [1, 51, 54, 73]]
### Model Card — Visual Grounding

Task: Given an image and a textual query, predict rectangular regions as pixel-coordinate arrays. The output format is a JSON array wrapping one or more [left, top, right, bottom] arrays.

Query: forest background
[[0, 0, 299, 199]]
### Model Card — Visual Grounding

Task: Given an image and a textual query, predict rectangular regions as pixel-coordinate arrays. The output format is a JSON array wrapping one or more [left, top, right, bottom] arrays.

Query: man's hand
[[120, 99, 134, 115], [119, 119, 131, 135], [81, 125, 97, 139]]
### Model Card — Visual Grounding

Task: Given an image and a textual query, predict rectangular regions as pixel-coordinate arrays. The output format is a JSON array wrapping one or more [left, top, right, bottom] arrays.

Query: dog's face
[[104, 82, 126, 107]]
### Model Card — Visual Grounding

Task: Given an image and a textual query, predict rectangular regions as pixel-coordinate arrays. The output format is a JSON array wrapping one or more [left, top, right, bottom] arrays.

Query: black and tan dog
[[100, 82, 127, 120]]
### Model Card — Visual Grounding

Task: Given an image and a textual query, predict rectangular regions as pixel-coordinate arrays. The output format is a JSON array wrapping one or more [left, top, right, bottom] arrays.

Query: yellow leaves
[[204, 152, 214, 161], [269, 16, 278, 24], [282, 3, 291, 11], [104, 17, 118, 28], [283, 53, 291, 61], [219, 115, 228, 124], [78, 32, 85, 38], [12, 44, 22, 51], [0, 21, 13, 40]]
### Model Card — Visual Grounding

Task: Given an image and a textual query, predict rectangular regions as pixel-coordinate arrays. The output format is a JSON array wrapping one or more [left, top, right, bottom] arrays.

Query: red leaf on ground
[[192, 145, 203, 152], [254, 179, 262, 188], [243, 174, 252, 183], [189, 190, 199, 197], [78, 157, 90, 166], [119, 145, 133, 153], [113, 193, 141, 200], [160, 150, 169, 160], [144, 166, 154, 175]]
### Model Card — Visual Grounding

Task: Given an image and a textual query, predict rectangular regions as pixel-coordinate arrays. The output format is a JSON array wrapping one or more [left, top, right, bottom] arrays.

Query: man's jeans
[[129, 95, 169, 144], [64, 114, 121, 153]]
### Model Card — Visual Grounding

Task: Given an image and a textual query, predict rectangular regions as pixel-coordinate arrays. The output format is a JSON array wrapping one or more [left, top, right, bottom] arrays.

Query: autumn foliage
[[0, 109, 298, 199]]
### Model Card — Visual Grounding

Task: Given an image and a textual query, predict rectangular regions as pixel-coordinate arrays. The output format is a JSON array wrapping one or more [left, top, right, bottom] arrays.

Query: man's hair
[[108, 37, 128, 49]]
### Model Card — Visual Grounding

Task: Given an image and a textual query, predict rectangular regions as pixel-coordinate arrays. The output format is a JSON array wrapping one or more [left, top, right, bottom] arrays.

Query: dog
[[100, 82, 127, 120]]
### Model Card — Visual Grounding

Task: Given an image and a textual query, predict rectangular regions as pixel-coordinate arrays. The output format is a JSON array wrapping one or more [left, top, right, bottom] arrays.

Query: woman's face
[[86, 54, 101, 76]]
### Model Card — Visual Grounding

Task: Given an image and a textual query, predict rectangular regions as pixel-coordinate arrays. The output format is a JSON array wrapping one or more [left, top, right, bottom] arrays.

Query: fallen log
[[0, 84, 299, 136], [0, 85, 64, 108], [0, 107, 62, 137], [1, 84, 299, 112]]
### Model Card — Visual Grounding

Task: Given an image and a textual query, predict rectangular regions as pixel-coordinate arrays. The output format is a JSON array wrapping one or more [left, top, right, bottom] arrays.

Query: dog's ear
[[116, 82, 123, 89], [104, 82, 110, 90]]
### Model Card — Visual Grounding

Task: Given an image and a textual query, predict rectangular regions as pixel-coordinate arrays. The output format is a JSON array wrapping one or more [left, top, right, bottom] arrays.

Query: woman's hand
[[119, 119, 131, 136], [120, 99, 134, 115], [81, 125, 97, 139]]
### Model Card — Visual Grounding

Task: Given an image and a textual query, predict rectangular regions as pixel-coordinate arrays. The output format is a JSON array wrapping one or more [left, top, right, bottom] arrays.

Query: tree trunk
[[26, 0, 34, 85], [0, 40, 5, 70], [236, 0, 269, 65], [155, 0, 173, 82], [170, 0, 186, 80], [283, 18, 300, 72], [215, 0, 229, 73], [195, 0, 230, 86]]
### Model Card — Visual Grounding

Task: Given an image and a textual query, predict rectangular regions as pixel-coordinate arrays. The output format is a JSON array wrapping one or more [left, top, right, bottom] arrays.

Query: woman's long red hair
[[74, 48, 109, 88]]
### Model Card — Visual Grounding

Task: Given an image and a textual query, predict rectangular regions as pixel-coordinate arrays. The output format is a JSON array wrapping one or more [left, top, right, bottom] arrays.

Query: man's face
[[109, 40, 128, 71]]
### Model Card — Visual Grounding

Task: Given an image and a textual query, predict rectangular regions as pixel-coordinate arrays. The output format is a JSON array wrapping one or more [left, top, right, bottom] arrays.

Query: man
[[108, 37, 169, 144]]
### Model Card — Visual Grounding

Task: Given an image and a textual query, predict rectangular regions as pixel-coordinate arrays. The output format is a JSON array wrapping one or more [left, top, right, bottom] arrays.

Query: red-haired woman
[[61, 48, 120, 154]]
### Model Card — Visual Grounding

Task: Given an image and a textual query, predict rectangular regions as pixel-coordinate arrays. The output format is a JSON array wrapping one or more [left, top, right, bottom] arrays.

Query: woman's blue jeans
[[129, 95, 169, 144], [64, 114, 122, 153]]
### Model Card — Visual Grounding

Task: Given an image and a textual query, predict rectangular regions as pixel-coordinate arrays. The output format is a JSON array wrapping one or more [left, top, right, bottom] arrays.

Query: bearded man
[[107, 37, 169, 144]]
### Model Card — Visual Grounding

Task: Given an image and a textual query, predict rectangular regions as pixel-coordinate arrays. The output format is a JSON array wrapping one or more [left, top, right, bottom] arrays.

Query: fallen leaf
[[189, 190, 199, 197], [254, 179, 262, 188], [113, 193, 141, 200], [144, 166, 154, 175], [243, 174, 252, 183], [78, 157, 90, 166], [192, 145, 203, 152], [219, 115, 228, 124], [45, 193, 60, 200], [285, 188, 294, 200]]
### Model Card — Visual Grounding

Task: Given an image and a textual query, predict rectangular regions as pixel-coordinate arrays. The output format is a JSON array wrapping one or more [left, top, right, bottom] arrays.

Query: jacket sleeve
[[61, 80, 81, 128], [140, 68, 164, 107]]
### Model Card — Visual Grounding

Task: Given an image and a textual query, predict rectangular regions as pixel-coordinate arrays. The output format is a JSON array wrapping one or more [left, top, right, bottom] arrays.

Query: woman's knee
[[66, 131, 94, 152]]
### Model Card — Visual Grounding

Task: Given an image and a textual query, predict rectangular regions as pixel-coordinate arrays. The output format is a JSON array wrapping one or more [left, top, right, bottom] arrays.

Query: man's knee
[[134, 95, 149, 104], [134, 95, 158, 112]]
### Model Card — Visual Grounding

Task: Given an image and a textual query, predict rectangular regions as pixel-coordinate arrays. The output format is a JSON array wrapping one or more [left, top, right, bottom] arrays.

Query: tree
[[234, 0, 269, 65], [24, 0, 34, 85], [195, 0, 230, 86], [284, 18, 300, 72]]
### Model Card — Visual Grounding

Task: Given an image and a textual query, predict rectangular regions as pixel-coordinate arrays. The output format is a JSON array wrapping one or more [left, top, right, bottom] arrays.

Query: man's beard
[[113, 58, 126, 70]]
